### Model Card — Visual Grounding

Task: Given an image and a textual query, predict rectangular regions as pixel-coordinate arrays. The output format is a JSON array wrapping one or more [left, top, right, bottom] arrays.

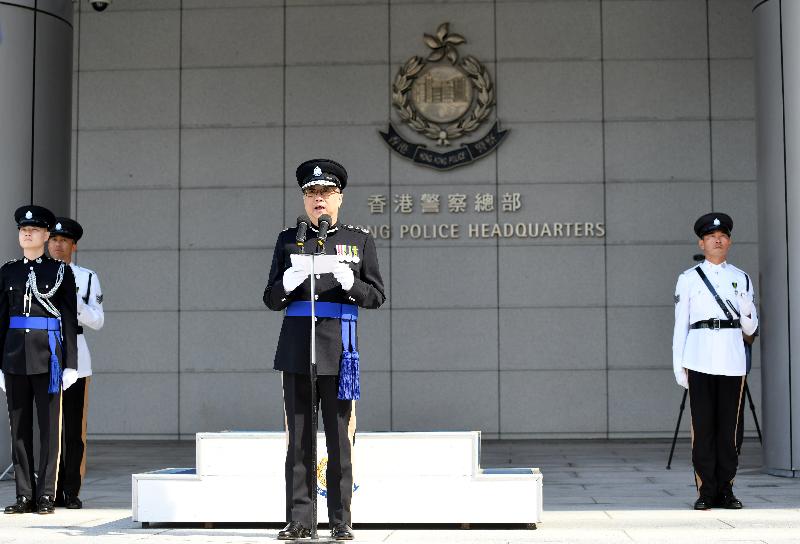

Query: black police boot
[[277, 521, 310, 540], [4, 496, 34, 514], [64, 493, 83, 509], [693, 496, 713, 510], [719, 493, 743, 509], [37, 495, 55, 515], [330, 523, 354, 540]]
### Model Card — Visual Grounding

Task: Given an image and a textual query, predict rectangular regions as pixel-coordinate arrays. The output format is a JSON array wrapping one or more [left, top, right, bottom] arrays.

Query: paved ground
[[0, 438, 798, 543]]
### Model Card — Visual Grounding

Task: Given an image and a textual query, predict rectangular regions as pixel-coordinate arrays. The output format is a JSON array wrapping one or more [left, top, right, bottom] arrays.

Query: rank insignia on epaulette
[[674, 294, 680, 303]]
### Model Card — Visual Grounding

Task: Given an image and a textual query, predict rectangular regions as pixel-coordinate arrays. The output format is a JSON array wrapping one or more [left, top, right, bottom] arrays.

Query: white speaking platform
[[132, 431, 542, 525]]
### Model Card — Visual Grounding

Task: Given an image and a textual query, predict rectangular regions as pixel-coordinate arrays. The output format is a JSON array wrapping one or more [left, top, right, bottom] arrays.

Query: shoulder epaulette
[[3, 258, 19, 266], [344, 224, 370, 235]]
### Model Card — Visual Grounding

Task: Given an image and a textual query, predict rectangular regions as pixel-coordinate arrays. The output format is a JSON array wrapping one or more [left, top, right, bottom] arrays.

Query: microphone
[[296, 216, 309, 250], [317, 214, 332, 250]]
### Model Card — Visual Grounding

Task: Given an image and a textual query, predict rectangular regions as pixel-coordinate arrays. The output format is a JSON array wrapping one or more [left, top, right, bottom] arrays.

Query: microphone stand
[[297, 216, 332, 542], [309, 241, 319, 541]]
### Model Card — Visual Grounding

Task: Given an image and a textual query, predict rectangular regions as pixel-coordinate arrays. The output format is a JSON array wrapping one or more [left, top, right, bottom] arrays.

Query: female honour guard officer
[[49, 218, 105, 509], [672, 213, 758, 510], [264, 159, 385, 541], [0, 205, 79, 515]]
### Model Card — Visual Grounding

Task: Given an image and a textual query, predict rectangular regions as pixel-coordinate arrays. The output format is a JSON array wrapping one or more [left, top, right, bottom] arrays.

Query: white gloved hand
[[0, 371, 5, 393], [738, 291, 755, 318], [675, 368, 688, 389], [282, 266, 310, 293], [62, 368, 79, 391], [332, 262, 355, 291]]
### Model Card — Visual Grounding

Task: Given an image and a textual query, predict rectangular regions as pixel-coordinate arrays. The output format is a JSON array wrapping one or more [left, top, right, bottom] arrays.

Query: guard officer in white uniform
[[48, 218, 104, 509], [672, 213, 758, 510], [264, 159, 385, 541], [0, 205, 79, 515]]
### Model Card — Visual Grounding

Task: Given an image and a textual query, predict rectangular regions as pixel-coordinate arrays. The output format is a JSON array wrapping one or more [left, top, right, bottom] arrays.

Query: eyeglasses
[[303, 188, 341, 198]]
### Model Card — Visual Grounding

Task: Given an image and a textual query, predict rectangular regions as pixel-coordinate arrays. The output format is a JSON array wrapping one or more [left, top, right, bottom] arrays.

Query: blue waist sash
[[286, 301, 358, 321], [9, 316, 63, 393], [285, 301, 361, 400]]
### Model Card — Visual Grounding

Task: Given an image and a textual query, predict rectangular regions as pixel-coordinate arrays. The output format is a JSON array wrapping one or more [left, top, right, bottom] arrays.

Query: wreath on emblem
[[392, 23, 495, 146]]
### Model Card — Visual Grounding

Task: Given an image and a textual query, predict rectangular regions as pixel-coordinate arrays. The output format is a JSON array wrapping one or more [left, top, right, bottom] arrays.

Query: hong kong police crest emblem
[[380, 23, 509, 170]]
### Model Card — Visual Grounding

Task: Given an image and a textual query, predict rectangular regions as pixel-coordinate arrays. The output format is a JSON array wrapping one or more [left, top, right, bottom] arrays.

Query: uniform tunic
[[264, 223, 385, 374], [672, 260, 758, 378], [0, 256, 78, 376], [0, 255, 78, 500]]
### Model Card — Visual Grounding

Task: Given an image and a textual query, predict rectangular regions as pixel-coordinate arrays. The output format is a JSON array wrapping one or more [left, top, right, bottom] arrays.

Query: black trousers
[[57, 376, 90, 497], [283, 372, 355, 527], [688, 369, 745, 500], [5, 373, 62, 500]]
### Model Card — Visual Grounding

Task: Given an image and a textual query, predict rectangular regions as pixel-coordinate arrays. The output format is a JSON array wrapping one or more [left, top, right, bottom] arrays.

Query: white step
[[132, 431, 542, 525]]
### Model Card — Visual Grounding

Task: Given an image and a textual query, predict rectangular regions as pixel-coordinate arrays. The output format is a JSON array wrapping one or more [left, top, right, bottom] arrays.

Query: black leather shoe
[[719, 494, 743, 509], [277, 521, 310, 540], [694, 496, 713, 510], [4, 496, 34, 514], [64, 494, 83, 509], [331, 523, 354, 540], [37, 495, 55, 515]]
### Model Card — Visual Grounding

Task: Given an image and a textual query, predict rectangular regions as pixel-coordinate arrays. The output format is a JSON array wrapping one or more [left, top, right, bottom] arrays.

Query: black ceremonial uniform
[[264, 222, 385, 531], [1, 255, 78, 503]]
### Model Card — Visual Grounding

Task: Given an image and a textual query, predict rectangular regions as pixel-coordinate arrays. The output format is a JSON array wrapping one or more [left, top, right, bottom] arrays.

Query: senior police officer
[[264, 159, 385, 541], [672, 212, 758, 510], [0, 205, 79, 515], [48, 218, 104, 509]]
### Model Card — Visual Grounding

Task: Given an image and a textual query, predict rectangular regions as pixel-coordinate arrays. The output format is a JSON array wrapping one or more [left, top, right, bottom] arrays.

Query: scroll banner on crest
[[380, 122, 509, 171]]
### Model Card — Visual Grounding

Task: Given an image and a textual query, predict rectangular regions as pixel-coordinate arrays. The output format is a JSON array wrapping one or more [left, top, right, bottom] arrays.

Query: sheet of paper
[[290, 254, 342, 275]]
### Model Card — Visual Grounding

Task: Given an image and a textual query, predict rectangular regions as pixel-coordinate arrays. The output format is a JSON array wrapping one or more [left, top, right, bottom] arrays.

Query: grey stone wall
[[70, 0, 759, 439]]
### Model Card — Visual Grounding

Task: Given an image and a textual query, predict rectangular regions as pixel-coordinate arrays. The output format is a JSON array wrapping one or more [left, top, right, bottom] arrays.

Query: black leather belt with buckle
[[690, 318, 740, 330]]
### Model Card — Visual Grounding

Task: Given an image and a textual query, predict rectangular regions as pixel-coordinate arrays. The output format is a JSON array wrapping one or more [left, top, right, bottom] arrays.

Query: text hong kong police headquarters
[[357, 191, 606, 240]]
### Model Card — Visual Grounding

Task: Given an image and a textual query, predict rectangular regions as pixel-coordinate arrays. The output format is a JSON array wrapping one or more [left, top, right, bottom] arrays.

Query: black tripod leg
[[667, 389, 688, 470], [745, 382, 763, 444]]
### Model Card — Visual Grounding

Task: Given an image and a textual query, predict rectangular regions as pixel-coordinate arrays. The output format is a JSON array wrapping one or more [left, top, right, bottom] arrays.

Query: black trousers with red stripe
[[283, 372, 354, 527], [57, 376, 89, 498], [688, 369, 745, 500]]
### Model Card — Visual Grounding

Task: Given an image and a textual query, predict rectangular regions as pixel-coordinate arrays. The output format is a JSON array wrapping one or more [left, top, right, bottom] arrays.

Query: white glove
[[62, 368, 79, 391], [332, 262, 355, 291], [675, 368, 688, 389], [738, 291, 755, 318], [0, 371, 5, 393], [282, 266, 309, 293]]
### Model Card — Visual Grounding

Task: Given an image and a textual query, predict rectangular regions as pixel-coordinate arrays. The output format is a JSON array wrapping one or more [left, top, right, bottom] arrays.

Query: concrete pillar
[[0, 0, 73, 475], [753, 0, 800, 477]]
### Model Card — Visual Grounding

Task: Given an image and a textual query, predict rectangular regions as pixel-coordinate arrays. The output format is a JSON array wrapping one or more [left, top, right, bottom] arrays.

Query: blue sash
[[9, 316, 62, 393], [286, 301, 361, 400]]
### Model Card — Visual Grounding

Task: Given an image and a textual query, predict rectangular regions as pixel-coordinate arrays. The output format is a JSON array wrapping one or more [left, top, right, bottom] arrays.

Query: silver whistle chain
[[26, 262, 65, 318]]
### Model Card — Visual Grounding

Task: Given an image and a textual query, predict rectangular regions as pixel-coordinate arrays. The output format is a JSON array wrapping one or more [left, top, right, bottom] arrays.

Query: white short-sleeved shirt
[[672, 260, 757, 377]]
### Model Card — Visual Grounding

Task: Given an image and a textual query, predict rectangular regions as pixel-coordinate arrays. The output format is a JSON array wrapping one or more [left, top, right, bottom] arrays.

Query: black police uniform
[[1, 207, 78, 512], [263, 160, 385, 536]]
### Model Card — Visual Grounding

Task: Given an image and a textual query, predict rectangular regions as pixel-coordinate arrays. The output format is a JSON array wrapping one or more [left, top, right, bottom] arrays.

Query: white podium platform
[[132, 431, 542, 526]]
